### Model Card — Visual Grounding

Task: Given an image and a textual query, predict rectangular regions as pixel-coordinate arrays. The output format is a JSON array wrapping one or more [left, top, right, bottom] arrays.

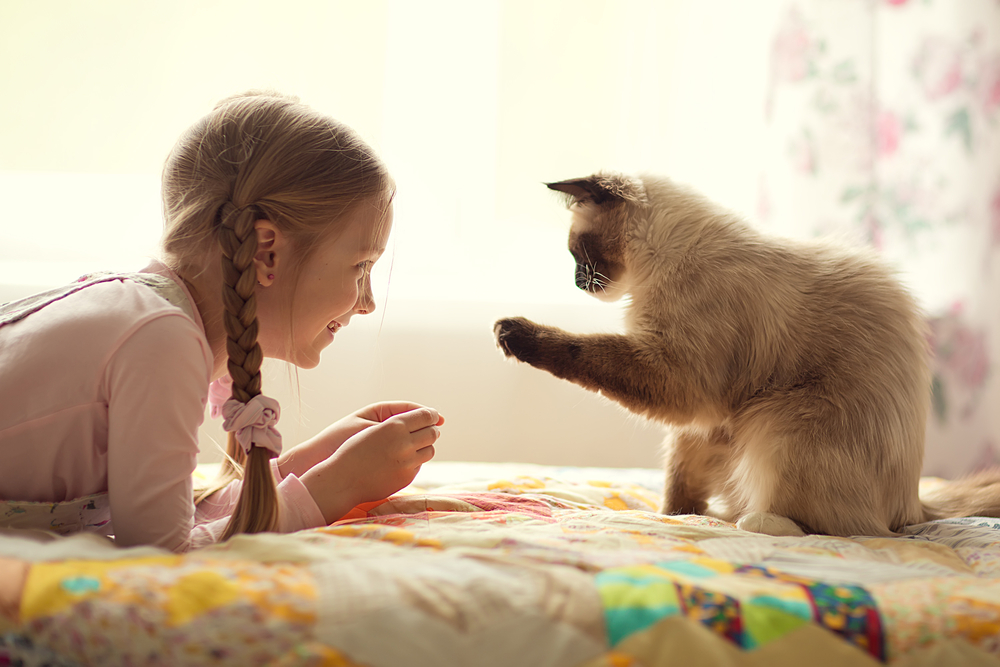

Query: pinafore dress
[[0, 272, 196, 536]]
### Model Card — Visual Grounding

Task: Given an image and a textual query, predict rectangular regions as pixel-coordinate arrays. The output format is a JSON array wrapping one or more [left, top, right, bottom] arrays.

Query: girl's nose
[[356, 276, 376, 315]]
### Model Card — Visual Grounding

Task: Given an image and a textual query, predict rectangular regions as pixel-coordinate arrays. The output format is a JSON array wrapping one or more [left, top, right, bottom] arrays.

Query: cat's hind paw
[[736, 512, 806, 537]]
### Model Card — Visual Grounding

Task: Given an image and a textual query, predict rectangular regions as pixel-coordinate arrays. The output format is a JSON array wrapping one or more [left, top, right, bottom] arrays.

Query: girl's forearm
[[299, 465, 358, 525], [276, 444, 323, 480]]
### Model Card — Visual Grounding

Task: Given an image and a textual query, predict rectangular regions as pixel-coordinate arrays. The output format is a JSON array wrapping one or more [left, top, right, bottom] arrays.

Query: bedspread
[[2, 462, 1000, 666]]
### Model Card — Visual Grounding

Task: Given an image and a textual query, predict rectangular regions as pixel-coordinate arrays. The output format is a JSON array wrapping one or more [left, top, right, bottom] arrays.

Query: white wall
[[0, 277, 668, 468], [211, 299, 669, 468], [1, 0, 780, 469]]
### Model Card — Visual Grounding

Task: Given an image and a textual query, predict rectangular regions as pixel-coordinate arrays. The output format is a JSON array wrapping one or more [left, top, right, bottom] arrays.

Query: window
[[1, 0, 778, 306]]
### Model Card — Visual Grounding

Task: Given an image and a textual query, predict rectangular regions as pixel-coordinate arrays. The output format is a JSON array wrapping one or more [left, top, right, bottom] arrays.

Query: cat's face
[[547, 174, 644, 303]]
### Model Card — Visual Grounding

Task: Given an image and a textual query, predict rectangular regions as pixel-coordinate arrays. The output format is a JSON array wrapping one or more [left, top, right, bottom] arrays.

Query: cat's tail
[[920, 467, 1000, 522]]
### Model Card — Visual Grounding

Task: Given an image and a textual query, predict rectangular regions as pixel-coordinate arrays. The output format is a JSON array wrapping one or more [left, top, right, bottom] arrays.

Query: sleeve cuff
[[276, 473, 327, 532]]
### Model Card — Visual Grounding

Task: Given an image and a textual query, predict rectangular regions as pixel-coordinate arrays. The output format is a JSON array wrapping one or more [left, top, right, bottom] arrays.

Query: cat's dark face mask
[[546, 178, 630, 302], [568, 231, 624, 298]]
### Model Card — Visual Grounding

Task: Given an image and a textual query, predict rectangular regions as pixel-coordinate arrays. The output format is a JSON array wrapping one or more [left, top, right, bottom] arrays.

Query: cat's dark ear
[[545, 178, 618, 205]]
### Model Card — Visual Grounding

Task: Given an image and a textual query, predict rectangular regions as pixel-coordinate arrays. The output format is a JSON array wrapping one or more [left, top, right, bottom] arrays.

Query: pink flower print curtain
[[760, 0, 1000, 478]]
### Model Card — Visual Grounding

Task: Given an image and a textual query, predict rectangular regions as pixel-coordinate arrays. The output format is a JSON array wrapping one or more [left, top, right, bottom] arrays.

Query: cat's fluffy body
[[495, 172, 997, 537]]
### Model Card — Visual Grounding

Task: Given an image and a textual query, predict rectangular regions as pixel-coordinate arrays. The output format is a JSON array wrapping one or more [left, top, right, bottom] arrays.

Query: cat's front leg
[[661, 426, 731, 517], [493, 317, 697, 421], [495, 316, 620, 385]]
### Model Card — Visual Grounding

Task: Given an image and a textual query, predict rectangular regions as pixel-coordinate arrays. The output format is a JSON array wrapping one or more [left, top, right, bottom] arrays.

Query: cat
[[494, 171, 1000, 537]]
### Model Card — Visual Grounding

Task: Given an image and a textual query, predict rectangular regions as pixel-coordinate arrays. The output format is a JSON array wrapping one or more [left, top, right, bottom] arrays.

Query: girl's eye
[[357, 260, 372, 271]]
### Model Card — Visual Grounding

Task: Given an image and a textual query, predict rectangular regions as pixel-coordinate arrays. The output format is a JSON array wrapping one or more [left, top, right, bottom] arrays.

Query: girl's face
[[257, 201, 392, 369]]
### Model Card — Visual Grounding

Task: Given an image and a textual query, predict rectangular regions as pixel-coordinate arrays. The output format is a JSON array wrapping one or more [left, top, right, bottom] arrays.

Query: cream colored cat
[[494, 172, 1000, 537]]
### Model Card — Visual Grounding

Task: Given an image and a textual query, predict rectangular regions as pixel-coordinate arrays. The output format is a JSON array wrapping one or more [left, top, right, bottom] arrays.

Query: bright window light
[[1, 0, 779, 307]]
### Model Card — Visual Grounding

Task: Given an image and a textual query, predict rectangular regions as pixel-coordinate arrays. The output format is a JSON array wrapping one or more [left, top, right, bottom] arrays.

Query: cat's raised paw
[[736, 512, 806, 537], [493, 317, 541, 362]]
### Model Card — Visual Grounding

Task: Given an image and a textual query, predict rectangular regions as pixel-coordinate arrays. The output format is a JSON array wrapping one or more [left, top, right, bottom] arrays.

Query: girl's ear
[[253, 220, 285, 287]]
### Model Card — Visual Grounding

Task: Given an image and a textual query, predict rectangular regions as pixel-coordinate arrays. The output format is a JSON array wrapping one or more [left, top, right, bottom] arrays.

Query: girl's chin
[[266, 334, 331, 370], [296, 357, 321, 370], [289, 348, 322, 370], [294, 333, 335, 369]]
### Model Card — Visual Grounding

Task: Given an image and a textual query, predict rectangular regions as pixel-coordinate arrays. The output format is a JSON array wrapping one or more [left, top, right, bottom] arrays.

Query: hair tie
[[221, 395, 282, 456]]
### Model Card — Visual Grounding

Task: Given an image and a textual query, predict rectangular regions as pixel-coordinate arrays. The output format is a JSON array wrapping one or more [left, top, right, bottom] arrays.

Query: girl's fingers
[[393, 408, 442, 433], [415, 444, 435, 465], [372, 402, 420, 420], [372, 401, 443, 422], [418, 425, 441, 449], [365, 403, 445, 427]]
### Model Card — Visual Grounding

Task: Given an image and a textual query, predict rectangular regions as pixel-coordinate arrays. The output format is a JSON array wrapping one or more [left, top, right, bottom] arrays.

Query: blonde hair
[[161, 91, 393, 539]]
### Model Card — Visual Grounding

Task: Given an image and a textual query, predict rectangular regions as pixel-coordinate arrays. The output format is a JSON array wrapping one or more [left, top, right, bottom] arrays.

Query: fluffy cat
[[494, 172, 1000, 537]]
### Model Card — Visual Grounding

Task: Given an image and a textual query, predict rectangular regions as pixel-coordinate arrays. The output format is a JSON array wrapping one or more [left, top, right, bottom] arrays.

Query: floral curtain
[[760, 0, 1000, 478]]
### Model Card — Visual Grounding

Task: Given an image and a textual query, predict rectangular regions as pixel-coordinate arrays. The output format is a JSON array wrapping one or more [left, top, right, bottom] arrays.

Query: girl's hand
[[278, 402, 444, 479], [299, 407, 443, 524]]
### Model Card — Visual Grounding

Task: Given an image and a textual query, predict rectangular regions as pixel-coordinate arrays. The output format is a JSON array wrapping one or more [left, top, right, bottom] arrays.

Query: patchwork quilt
[[2, 462, 999, 666]]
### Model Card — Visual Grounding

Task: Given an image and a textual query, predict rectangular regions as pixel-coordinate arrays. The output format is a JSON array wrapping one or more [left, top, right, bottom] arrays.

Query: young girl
[[0, 91, 444, 552]]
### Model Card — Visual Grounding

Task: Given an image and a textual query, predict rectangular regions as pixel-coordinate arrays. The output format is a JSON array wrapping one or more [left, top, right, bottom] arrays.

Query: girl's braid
[[218, 202, 263, 403], [217, 200, 279, 538]]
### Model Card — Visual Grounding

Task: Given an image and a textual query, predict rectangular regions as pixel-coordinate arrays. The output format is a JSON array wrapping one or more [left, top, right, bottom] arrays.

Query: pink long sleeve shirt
[[0, 263, 326, 552]]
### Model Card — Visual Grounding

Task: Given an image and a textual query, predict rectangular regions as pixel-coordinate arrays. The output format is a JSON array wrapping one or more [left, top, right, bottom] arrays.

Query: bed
[[2, 461, 1000, 666]]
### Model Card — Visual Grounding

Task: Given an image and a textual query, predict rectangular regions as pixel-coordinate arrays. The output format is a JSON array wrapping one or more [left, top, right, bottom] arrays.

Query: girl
[[0, 91, 444, 552]]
